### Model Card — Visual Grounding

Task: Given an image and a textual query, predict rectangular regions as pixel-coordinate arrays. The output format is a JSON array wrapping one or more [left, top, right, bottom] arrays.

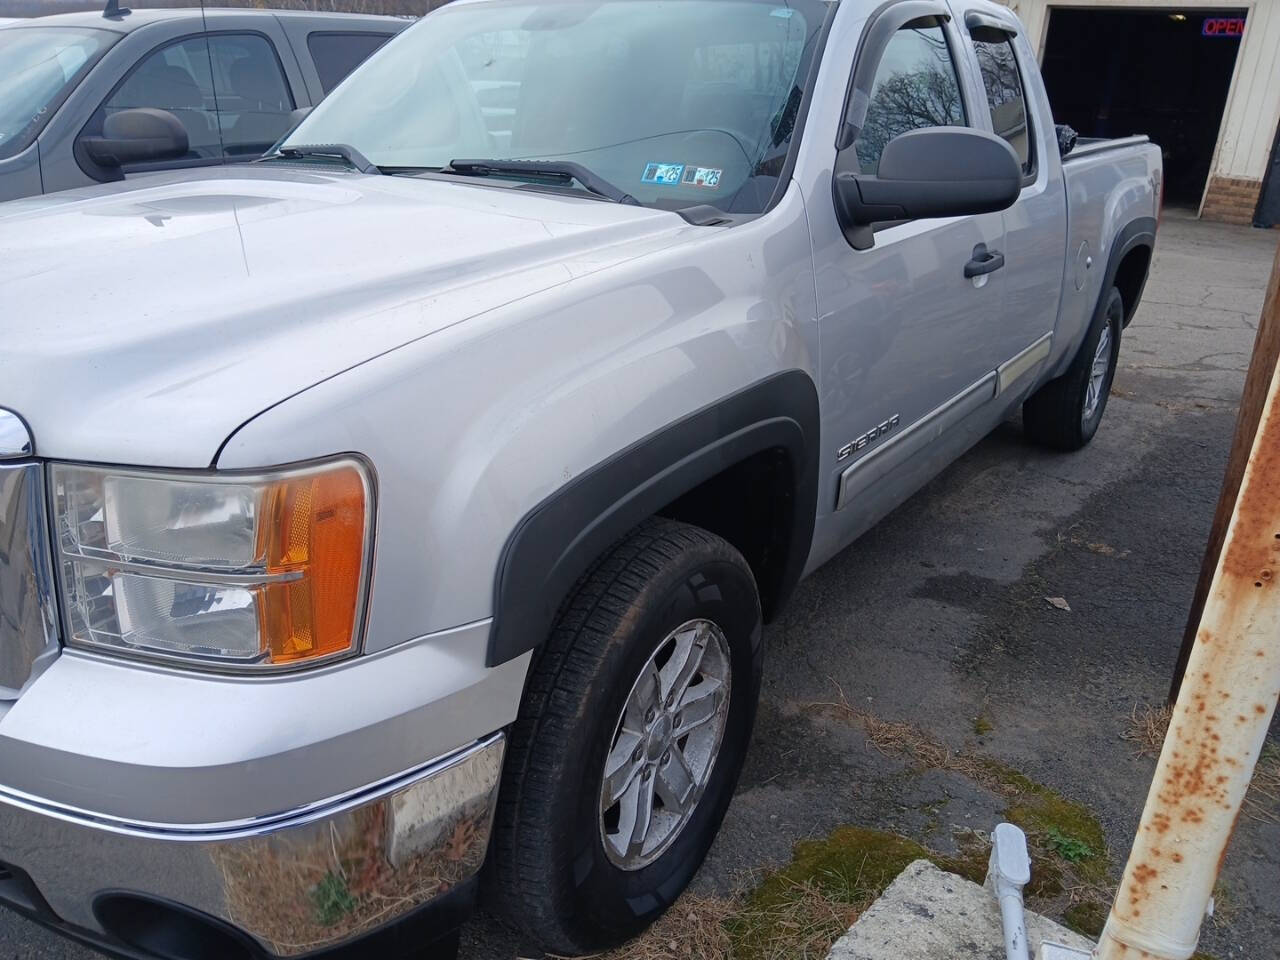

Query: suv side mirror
[[81, 108, 189, 168], [834, 126, 1021, 249]]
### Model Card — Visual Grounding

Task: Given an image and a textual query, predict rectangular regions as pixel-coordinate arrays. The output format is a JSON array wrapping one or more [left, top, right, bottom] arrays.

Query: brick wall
[[1201, 176, 1263, 226]]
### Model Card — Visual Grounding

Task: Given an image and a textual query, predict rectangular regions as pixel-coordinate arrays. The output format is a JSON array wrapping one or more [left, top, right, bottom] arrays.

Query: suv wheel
[[1023, 286, 1124, 450], [488, 518, 762, 955]]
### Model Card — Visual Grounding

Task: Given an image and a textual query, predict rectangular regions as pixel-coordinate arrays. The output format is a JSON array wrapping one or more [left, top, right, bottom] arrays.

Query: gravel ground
[[3, 210, 1276, 960]]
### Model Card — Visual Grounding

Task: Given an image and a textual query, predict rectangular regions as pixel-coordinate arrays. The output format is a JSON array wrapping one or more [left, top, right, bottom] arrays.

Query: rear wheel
[[1023, 286, 1124, 450], [488, 518, 762, 955]]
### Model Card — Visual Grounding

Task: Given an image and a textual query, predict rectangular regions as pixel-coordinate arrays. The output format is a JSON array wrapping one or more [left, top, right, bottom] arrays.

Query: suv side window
[[854, 21, 967, 175], [100, 36, 221, 164], [209, 34, 295, 159], [971, 31, 1033, 176], [307, 32, 392, 94]]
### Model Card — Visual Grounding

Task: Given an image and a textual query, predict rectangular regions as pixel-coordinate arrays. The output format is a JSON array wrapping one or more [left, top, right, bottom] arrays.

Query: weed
[[1045, 827, 1096, 864], [310, 872, 356, 927]]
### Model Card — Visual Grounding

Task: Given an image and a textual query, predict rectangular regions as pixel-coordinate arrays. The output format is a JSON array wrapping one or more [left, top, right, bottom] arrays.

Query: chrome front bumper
[[0, 734, 504, 957]]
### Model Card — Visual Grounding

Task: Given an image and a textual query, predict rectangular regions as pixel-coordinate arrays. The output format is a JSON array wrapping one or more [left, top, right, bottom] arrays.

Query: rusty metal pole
[[1170, 240, 1280, 704], [1094, 358, 1280, 960]]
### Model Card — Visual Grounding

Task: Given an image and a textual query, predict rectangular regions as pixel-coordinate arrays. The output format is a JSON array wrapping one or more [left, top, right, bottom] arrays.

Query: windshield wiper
[[266, 143, 381, 175], [443, 158, 639, 205]]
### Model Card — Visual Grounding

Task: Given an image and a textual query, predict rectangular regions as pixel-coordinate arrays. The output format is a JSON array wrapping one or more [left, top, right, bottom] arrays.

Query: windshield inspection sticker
[[682, 166, 723, 189], [641, 162, 685, 185]]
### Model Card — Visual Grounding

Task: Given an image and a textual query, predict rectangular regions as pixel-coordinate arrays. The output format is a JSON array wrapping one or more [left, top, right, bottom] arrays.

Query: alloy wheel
[[598, 618, 732, 870]]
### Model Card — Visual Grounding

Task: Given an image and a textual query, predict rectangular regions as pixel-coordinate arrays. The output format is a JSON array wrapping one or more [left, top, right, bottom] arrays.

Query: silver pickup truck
[[0, 0, 1160, 957]]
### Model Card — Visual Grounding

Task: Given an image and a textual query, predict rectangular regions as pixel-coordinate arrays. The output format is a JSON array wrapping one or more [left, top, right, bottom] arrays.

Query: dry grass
[[1121, 702, 1172, 758], [1122, 703, 1279, 824], [213, 806, 487, 954], [809, 680, 986, 780], [585, 892, 739, 960], [728, 878, 864, 960], [577, 871, 864, 960], [576, 821, 940, 960], [1244, 742, 1280, 824]]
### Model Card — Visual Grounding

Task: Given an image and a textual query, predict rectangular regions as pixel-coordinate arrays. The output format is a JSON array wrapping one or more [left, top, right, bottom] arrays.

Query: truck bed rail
[[1063, 135, 1151, 162]]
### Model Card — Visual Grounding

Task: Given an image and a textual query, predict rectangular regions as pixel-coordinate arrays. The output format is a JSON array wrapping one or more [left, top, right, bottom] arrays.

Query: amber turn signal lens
[[257, 464, 368, 664]]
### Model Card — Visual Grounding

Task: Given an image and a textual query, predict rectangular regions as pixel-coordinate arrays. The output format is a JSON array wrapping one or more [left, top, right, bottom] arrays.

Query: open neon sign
[[1202, 17, 1246, 37]]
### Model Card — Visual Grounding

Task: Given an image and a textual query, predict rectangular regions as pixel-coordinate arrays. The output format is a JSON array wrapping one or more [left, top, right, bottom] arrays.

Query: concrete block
[[386, 739, 504, 867], [826, 860, 1094, 960]]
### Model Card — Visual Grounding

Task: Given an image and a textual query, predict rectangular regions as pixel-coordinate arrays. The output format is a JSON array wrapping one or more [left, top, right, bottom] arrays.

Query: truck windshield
[[284, 0, 827, 213], [0, 26, 118, 161]]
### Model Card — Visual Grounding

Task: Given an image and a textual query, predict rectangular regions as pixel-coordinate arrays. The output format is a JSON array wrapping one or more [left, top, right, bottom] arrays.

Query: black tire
[[1023, 286, 1124, 450], [487, 518, 763, 956]]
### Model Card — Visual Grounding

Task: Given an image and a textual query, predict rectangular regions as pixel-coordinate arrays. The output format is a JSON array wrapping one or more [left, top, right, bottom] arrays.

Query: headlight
[[50, 459, 373, 671]]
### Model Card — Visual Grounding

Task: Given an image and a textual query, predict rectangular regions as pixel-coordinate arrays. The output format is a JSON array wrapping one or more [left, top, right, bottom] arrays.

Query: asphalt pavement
[[4, 210, 1277, 960]]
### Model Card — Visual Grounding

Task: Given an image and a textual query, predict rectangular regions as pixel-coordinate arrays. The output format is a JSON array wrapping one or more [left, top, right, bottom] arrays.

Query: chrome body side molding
[[997, 333, 1054, 396], [836, 372, 997, 511]]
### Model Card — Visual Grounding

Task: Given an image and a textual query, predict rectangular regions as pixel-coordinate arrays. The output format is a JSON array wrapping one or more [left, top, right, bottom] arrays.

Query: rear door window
[[307, 32, 392, 94], [208, 34, 295, 159], [853, 21, 968, 175], [971, 31, 1033, 175]]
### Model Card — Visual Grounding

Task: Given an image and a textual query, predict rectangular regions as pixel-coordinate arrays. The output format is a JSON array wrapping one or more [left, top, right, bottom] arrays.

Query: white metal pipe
[[997, 890, 1030, 960], [1095, 361, 1280, 960], [988, 822, 1032, 960]]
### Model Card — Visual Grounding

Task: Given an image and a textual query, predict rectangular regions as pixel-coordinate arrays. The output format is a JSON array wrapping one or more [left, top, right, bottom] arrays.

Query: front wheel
[[487, 519, 762, 956], [1023, 286, 1124, 450]]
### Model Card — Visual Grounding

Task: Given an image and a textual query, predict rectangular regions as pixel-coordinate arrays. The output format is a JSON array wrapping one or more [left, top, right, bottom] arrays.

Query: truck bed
[[1047, 134, 1162, 381]]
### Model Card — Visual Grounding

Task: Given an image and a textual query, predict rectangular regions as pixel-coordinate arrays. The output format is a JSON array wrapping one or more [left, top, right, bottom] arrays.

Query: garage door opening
[[1041, 8, 1246, 209]]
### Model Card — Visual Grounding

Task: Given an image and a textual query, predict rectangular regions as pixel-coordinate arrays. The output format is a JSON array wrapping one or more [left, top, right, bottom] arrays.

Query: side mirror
[[834, 126, 1022, 249], [81, 107, 188, 168]]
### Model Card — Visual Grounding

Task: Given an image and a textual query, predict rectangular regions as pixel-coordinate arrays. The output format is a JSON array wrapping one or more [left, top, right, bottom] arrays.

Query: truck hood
[[0, 166, 687, 467]]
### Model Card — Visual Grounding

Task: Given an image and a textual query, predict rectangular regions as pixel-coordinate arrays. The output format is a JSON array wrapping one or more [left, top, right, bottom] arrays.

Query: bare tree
[[856, 62, 964, 172]]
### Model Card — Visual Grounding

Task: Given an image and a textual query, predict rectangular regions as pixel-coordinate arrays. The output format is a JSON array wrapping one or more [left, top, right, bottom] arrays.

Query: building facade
[[1001, 0, 1280, 226]]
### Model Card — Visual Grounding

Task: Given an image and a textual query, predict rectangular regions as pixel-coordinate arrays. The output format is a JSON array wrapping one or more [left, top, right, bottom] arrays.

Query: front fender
[[489, 370, 820, 666], [215, 185, 820, 660]]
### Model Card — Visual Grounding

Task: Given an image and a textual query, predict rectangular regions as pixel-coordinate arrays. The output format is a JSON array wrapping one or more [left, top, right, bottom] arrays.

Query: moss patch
[[806, 692, 1112, 927], [1063, 900, 1107, 938], [974, 714, 994, 736], [934, 828, 990, 885], [727, 827, 931, 960], [979, 758, 1108, 885]]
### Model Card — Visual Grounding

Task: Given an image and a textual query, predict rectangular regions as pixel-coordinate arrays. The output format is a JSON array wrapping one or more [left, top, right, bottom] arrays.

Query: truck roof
[[3, 6, 412, 33]]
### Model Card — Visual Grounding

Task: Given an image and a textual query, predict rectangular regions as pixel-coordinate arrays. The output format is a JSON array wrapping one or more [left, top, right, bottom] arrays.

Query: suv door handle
[[964, 244, 1006, 279]]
